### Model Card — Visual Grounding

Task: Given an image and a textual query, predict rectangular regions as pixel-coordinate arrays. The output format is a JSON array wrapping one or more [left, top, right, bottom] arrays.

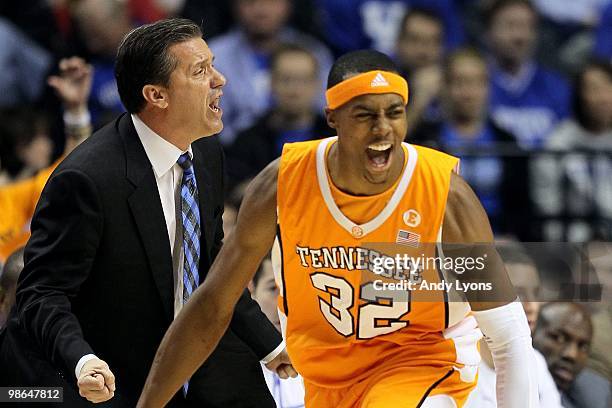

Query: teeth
[[368, 143, 392, 151]]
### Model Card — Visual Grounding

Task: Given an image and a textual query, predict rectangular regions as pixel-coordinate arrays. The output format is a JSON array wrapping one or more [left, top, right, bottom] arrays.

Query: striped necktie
[[177, 152, 201, 304], [177, 152, 201, 396]]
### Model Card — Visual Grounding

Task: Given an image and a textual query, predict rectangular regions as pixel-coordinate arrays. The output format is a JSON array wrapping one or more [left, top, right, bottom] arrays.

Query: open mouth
[[208, 96, 221, 114], [365, 142, 393, 171]]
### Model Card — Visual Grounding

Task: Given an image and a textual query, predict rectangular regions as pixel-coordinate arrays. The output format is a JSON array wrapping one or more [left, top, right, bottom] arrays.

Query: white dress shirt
[[261, 363, 305, 408], [132, 113, 191, 319], [75, 114, 282, 378]]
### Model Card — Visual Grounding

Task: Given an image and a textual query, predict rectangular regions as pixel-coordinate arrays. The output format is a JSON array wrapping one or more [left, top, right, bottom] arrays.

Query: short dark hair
[[327, 50, 400, 89], [443, 48, 488, 83], [270, 43, 319, 75], [115, 18, 203, 113], [398, 7, 444, 39], [536, 302, 592, 332], [485, 0, 537, 27], [574, 59, 612, 130]]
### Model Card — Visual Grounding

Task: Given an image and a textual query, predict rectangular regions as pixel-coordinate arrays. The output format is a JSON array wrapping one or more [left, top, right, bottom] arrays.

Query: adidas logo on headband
[[370, 72, 389, 87], [325, 70, 409, 109]]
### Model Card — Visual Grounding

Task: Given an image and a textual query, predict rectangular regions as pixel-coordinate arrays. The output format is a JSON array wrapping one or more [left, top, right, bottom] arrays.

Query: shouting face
[[164, 37, 226, 138], [326, 91, 408, 191]]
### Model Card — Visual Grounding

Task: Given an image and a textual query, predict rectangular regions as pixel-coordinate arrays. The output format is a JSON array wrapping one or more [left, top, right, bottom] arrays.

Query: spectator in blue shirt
[[395, 8, 445, 131], [226, 44, 334, 196], [209, 0, 333, 145], [72, 0, 133, 128], [0, 18, 52, 108], [314, 0, 464, 57], [485, 0, 571, 149], [533, 0, 609, 30], [594, 2, 612, 61], [410, 49, 529, 237]]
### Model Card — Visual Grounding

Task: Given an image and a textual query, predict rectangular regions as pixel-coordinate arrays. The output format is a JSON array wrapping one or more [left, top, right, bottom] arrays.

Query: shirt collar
[[131, 114, 193, 178]]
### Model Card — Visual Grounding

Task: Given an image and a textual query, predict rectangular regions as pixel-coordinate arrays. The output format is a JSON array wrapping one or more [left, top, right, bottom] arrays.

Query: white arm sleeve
[[473, 301, 539, 408]]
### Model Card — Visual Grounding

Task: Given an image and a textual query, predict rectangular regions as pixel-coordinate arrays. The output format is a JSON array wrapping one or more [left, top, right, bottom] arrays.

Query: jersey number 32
[[310, 272, 411, 339]]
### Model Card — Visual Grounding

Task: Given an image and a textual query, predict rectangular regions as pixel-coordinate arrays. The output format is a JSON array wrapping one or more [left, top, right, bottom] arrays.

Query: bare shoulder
[[443, 172, 494, 243]]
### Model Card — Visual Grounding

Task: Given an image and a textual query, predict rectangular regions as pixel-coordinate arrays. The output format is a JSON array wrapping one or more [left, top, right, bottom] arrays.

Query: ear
[[142, 84, 169, 109], [325, 107, 338, 130]]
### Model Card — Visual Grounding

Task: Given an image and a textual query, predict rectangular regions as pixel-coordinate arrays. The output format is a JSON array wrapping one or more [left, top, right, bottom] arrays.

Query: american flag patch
[[396, 230, 420, 247]]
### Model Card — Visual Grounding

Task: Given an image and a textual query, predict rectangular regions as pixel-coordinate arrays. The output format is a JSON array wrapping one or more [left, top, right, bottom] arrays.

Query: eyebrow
[[555, 328, 592, 343], [191, 56, 214, 70], [352, 105, 375, 112], [352, 102, 405, 112], [386, 102, 405, 110]]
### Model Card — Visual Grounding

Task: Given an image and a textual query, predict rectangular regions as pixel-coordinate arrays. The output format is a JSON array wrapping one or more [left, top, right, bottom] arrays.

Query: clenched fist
[[77, 358, 116, 404]]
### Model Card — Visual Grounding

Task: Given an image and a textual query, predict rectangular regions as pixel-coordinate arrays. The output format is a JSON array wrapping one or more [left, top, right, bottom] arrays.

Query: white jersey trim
[[315, 137, 418, 238]]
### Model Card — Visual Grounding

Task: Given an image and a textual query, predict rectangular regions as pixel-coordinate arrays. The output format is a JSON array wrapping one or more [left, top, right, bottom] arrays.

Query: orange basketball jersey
[[273, 137, 478, 389]]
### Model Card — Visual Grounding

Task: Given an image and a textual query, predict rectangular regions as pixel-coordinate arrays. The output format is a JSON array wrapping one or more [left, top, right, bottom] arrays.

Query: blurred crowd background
[[1, 0, 612, 242], [0, 0, 610, 405]]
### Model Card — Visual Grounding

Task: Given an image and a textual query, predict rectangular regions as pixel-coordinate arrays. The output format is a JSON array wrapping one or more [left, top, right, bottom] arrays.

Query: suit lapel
[[120, 114, 174, 322], [192, 147, 214, 280]]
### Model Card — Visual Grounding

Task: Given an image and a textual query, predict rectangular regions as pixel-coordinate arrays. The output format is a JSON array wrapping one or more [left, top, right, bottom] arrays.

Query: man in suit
[[0, 18, 290, 407]]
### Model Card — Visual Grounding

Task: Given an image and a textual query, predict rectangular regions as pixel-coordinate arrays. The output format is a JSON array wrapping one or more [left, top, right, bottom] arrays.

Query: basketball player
[[138, 50, 538, 407]]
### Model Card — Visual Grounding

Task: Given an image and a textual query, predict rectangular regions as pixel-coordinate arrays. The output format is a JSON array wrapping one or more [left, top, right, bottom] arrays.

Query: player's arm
[[137, 159, 280, 408], [442, 172, 516, 309], [443, 173, 538, 408]]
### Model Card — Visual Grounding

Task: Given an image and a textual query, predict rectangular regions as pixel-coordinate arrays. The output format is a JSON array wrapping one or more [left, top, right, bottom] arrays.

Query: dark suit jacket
[[0, 114, 280, 407]]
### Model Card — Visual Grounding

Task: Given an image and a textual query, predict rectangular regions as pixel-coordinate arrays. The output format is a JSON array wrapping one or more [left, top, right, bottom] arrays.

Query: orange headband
[[325, 70, 409, 109]]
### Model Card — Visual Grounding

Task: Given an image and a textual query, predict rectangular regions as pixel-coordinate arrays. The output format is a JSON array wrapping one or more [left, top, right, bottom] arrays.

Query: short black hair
[[574, 59, 612, 130], [486, 0, 537, 27], [270, 43, 319, 75], [443, 48, 488, 83], [115, 18, 203, 113], [536, 302, 592, 332], [327, 50, 400, 89], [398, 7, 444, 39]]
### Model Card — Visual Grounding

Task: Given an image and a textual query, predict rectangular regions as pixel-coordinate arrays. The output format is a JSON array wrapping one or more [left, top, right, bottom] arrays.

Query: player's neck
[[327, 142, 405, 196]]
